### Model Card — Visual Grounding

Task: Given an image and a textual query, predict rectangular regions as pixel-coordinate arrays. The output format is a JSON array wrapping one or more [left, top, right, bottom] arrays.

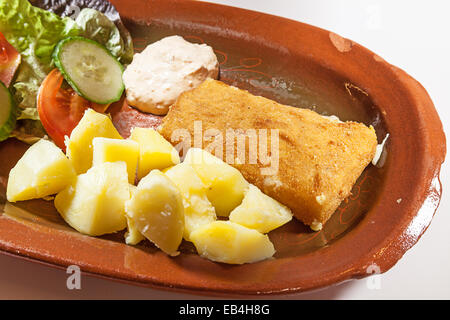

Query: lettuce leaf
[[76, 8, 133, 64], [31, 0, 121, 22], [32, 0, 134, 64], [0, 0, 81, 110], [10, 118, 48, 144], [0, 0, 134, 141]]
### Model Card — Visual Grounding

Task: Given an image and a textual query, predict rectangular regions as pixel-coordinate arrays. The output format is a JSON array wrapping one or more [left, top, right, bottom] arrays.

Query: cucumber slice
[[0, 81, 17, 142], [53, 37, 125, 104]]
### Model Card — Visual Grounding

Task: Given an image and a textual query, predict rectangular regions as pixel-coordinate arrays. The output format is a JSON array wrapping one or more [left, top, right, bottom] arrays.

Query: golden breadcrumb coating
[[159, 79, 377, 228]]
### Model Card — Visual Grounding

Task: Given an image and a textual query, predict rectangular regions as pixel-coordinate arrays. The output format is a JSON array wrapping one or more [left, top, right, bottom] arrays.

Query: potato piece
[[125, 215, 146, 245], [124, 185, 145, 245], [54, 162, 129, 236], [164, 163, 216, 241], [229, 184, 293, 233], [92, 137, 139, 184], [190, 221, 275, 264], [125, 170, 184, 256], [129, 127, 180, 180], [184, 148, 249, 217], [66, 109, 123, 174], [7, 139, 76, 202]]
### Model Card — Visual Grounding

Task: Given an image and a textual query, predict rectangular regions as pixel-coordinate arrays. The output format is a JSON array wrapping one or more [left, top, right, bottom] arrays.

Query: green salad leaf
[[0, 0, 134, 142], [75, 8, 133, 64], [0, 0, 81, 112], [31, 0, 134, 64]]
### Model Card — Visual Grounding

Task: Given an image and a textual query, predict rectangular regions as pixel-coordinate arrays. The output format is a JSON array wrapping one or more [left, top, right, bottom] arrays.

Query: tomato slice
[[37, 69, 110, 151], [0, 31, 21, 87]]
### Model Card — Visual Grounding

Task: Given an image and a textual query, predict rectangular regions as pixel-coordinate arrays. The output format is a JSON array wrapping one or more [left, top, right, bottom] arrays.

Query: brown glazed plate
[[0, 0, 446, 296]]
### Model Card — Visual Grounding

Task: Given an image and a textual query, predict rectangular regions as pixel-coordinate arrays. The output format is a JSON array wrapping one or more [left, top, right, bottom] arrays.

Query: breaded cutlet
[[159, 79, 378, 229]]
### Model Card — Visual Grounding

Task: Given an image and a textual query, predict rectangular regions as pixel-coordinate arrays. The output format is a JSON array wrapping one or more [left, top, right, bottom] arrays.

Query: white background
[[0, 0, 449, 299]]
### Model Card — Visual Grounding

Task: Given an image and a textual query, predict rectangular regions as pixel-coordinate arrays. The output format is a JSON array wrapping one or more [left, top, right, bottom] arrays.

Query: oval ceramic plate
[[0, 0, 446, 296]]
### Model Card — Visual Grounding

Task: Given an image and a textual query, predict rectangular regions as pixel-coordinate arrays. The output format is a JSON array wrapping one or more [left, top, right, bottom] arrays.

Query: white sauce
[[123, 35, 219, 115]]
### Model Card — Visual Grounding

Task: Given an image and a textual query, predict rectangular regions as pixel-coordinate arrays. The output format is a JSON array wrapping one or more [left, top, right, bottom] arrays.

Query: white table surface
[[1, 0, 449, 300]]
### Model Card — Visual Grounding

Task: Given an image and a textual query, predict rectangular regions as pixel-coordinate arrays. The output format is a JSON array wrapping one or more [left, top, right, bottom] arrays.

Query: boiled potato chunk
[[54, 162, 129, 236], [125, 170, 184, 256], [229, 184, 293, 233], [92, 137, 139, 184], [125, 215, 145, 245], [184, 148, 249, 217], [66, 108, 123, 174], [7, 139, 76, 202], [190, 221, 275, 264], [124, 185, 145, 245], [129, 128, 180, 180], [164, 163, 216, 241]]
